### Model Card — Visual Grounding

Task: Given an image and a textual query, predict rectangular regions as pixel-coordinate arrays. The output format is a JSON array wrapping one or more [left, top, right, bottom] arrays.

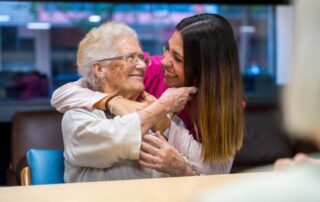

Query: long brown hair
[[177, 13, 244, 162]]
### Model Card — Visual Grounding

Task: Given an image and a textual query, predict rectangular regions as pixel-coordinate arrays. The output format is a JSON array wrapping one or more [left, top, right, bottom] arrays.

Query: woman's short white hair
[[283, 0, 320, 140], [76, 21, 138, 90]]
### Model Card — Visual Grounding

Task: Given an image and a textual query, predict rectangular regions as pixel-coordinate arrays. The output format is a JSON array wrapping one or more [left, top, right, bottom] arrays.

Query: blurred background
[[0, 1, 290, 104], [4, 0, 315, 187]]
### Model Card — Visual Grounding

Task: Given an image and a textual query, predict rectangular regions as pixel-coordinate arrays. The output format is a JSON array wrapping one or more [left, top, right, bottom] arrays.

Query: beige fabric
[[62, 108, 167, 182], [168, 116, 233, 175]]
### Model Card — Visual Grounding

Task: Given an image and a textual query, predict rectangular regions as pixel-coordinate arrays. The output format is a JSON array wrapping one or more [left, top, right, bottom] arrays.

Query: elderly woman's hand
[[138, 132, 190, 176], [158, 87, 197, 113]]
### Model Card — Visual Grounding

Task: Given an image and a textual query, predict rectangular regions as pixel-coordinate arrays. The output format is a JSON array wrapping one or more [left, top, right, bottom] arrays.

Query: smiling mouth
[[129, 70, 145, 79], [163, 68, 178, 78]]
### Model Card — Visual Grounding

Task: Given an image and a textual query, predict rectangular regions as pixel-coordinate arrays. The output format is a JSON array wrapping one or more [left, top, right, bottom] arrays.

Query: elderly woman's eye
[[128, 53, 135, 59], [137, 54, 145, 60]]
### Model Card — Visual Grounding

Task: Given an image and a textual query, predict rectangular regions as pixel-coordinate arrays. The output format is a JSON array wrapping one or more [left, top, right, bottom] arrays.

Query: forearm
[[138, 100, 169, 135], [51, 78, 107, 112], [168, 119, 233, 174], [152, 116, 171, 134], [93, 96, 108, 110]]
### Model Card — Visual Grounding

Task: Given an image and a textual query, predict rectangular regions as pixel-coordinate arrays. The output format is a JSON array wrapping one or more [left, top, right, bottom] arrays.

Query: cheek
[[175, 65, 185, 84], [107, 65, 127, 82]]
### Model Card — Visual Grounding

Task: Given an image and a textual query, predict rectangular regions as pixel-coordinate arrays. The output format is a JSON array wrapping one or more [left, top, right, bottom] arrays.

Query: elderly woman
[[62, 21, 196, 182]]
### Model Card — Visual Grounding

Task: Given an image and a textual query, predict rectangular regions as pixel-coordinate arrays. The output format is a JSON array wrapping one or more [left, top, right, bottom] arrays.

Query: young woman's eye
[[165, 43, 169, 51], [174, 56, 183, 63], [163, 43, 169, 54]]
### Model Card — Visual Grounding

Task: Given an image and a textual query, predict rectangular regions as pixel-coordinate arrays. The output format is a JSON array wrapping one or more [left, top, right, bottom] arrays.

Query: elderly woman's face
[[102, 37, 146, 98]]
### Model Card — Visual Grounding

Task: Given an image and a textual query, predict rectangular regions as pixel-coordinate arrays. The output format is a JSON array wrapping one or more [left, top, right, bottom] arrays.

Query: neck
[[101, 85, 141, 101], [118, 89, 141, 101]]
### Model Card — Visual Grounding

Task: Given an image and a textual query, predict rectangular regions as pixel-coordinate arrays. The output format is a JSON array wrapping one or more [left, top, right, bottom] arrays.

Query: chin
[[164, 78, 183, 88], [131, 83, 145, 92]]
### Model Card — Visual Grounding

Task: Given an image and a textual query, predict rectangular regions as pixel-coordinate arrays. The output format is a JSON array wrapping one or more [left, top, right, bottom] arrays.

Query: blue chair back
[[27, 149, 64, 185]]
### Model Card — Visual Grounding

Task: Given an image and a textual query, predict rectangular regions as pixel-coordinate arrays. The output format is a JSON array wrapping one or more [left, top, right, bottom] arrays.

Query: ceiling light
[[27, 22, 51, 30], [88, 15, 101, 23]]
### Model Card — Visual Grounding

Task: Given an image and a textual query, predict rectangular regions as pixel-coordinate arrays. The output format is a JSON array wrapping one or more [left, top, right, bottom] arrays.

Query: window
[[0, 1, 278, 101]]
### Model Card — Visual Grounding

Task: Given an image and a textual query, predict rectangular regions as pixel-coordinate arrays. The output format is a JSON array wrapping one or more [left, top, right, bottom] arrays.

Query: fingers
[[183, 86, 197, 94], [140, 91, 156, 105], [141, 140, 159, 156], [293, 153, 310, 162], [140, 150, 159, 164], [143, 133, 165, 149], [187, 94, 194, 101], [273, 158, 294, 171], [138, 159, 157, 170], [144, 92, 156, 103], [155, 131, 167, 141]]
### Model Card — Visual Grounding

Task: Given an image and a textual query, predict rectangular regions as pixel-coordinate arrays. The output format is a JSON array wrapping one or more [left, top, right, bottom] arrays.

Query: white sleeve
[[62, 108, 141, 168], [168, 116, 233, 174], [51, 78, 107, 113]]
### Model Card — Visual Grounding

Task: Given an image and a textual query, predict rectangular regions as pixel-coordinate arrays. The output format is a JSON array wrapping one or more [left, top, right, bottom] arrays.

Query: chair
[[7, 110, 64, 185], [21, 149, 64, 186]]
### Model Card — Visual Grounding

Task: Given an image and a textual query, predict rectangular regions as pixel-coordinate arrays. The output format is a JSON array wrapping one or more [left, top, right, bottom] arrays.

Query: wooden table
[[0, 173, 271, 202]]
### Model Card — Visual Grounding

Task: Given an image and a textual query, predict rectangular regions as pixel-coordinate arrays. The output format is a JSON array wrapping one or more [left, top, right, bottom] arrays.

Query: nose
[[135, 59, 146, 70], [161, 54, 173, 69]]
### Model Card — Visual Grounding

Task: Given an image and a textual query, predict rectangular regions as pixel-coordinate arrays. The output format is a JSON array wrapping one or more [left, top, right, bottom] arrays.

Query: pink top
[[143, 55, 167, 99], [143, 55, 196, 139]]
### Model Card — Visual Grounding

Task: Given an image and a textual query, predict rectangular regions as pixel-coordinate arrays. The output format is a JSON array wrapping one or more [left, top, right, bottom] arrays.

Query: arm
[[51, 78, 107, 113], [139, 132, 196, 176], [50, 77, 166, 117], [62, 87, 197, 168], [51, 54, 163, 113], [137, 87, 197, 135], [139, 116, 233, 175], [62, 108, 142, 168], [167, 118, 233, 174]]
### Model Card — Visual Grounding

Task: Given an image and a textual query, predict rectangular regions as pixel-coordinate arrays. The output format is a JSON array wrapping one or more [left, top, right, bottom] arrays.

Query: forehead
[[168, 31, 184, 57], [116, 37, 142, 55]]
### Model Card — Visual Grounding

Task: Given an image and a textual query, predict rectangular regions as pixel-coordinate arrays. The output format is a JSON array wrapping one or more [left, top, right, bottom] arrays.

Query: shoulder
[[63, 108, 105, 122], [171, 115, 186, 128], [146, 55, 163, 74]]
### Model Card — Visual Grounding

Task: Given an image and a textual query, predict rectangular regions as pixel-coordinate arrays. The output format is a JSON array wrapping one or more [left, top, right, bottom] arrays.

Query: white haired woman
[[62, 21, 196, 183]]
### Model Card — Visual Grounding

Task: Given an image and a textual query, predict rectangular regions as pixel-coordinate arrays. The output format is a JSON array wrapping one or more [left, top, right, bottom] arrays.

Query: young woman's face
[[161, 31, 185, 87]]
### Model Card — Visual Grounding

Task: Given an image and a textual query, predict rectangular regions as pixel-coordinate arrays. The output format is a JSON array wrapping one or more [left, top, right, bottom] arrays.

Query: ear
[[92, 63, 106, 79]]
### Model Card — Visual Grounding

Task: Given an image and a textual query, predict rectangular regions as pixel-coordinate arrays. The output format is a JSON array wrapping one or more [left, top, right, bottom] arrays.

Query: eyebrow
[[172, 50, 184, 60], [167, 42, 184, 60]]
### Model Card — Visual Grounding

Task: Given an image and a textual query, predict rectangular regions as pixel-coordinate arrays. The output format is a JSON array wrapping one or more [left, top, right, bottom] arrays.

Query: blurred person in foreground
[[195, 0, 320, 201]]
